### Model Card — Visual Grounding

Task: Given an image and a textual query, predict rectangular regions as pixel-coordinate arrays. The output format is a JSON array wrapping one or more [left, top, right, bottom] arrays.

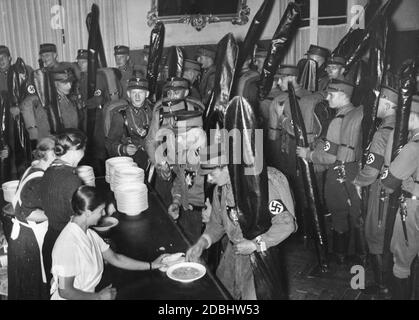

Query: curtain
[[0, 0, 129, 69], [282, 27, 311, 65], [318, 24, 348, 53]]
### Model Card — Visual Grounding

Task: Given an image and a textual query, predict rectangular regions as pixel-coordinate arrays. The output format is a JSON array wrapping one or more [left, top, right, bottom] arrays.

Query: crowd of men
[[1, 34, 419, 300]]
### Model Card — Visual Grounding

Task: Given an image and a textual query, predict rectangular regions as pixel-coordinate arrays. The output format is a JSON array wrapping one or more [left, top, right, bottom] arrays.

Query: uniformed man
[[186, 146, 296, 299], [381, 95, 419, 299], [114, 45, 134, 99], [351, 85, 398, 297], [0, 45, 11, 92], [182, 59, 202, 101], [166, 113, 206, 243], [269, 65, 320, 239], [319, 55, 347, 91], [268, 65, 312, 172], [38, 43, 73, 72], [105, 77, 153, 171], [196, 47, 216, 106], [20, 68, 79, 143], [74, 49, 88, 131], [83, 67, 124, 176], [296, 79, 359, 264], [146, 77, 205, 206]]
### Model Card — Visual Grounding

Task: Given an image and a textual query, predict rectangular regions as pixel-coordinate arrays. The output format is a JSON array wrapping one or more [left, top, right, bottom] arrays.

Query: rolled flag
[[258, 2, 300, 100], [298, 59, 318, 92], [344, 0, 394, 74], [166, 46, 184, 79], [288, 82, 329, 271], [147, 22, 165, 100], [205, 33, 239, 136], [86, 4, 107, 69], [235, 0, 275, 73], [224, 96, 270, 240]]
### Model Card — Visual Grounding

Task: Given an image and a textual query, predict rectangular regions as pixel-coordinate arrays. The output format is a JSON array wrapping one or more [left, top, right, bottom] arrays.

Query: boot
[[333, 231, 348, 265], [391, 275, 411, 300], [362, 254, 390, 298]]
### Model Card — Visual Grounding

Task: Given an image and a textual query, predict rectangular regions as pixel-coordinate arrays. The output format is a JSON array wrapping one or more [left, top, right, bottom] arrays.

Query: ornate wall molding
[[147, 0, 250, 31]]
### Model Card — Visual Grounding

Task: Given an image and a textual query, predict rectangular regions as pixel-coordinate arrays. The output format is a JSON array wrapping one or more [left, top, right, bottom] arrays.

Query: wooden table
[[97, 179, 231, 300]]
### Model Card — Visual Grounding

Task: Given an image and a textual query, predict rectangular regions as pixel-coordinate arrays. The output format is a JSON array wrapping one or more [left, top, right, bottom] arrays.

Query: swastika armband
[[365, 152, 384, 170], [381, 169, 402, 191], [268, 199, 287, 217], [323, 139, 339, 155]]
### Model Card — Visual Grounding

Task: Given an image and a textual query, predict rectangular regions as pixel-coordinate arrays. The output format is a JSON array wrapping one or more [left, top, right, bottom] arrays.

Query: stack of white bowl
[[110, 166, 144, 192], [76, 165, 96, 186], [114, 183, 148, 216], [105, 157, 134, 183]]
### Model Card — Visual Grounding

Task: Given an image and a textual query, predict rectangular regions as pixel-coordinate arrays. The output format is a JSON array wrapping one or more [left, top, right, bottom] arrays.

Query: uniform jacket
[[146, 97, 205, 164], [382, 129, 419, 196], [353, 115, 396, 187], [105, 101, 153, 157], [171, 164, 205, 208], [20, 93, 78, 141], [310, 103, 355, 165]]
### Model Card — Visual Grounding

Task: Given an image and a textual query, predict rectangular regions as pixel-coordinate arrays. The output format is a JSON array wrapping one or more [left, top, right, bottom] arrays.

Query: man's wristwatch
[[255, 236, 267, 253]]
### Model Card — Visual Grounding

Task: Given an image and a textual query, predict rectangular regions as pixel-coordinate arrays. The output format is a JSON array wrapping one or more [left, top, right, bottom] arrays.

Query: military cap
[[127, 77, 149, 91], [307, 45, 330, 59], [326, 55, 346, 66], [411, 95, 419, 113], [184, 59, 201, 72], [277, 65, 299, 77], [76, 49, 88, 60], [114, 45, 130, 56], [200, 143, 228, 175], [50, 68, 75, 83], [196, 47, 216, 60], [164, 77, 189, 90], [0, 46, 10, 57], [39, 43, 57, 55], [326, 79, 354, 97], [380, 86, 398, 105]]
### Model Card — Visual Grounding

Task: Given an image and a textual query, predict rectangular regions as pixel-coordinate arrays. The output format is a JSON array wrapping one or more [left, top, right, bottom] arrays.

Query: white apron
[[10, 167, 49, 283]]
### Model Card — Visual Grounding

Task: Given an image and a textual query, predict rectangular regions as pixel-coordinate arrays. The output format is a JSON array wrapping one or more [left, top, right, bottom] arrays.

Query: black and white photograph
[[0, 0, 418, 307]]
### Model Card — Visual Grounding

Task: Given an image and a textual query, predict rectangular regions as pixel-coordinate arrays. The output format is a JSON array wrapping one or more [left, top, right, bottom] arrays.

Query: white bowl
[[166, 262, 206, 283], [92, 217, 119, 232]]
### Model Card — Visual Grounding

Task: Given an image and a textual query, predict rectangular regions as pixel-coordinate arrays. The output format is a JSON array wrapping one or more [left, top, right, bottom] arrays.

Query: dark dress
[[7, 167, 48, 300], [41, 160, 82, 287]]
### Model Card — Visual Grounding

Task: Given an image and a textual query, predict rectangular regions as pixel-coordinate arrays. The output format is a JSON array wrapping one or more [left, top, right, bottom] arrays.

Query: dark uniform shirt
[[105, 101, 153, 157]]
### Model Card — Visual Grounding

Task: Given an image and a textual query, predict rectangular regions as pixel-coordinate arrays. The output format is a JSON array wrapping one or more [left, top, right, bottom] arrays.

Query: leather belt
[[402, 190, 419, 201]]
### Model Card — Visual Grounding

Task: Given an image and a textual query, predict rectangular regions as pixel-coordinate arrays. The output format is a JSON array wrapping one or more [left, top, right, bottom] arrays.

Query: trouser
[[177, 207, 204, 244], [390, 199, 419, 279], [325, 168, 361, 233], [365, 180, 389, 255], [42, 227, 62, 289]]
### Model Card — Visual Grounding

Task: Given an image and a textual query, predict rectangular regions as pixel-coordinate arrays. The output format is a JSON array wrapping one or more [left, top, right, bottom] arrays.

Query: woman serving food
[[50, 186, 168, 300]]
